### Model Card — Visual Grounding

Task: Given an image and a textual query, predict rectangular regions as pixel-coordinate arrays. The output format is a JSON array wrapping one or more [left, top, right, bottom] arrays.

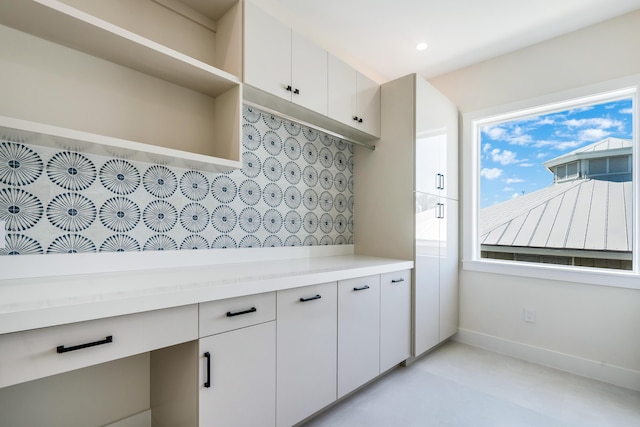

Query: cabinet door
[[414, 191, 441, 356], [439, 199, 459, 340], [244, 1, 291, 101], [379, 270, 411, 373], [276, 282, 337, 427], [199, 321, 276, 427], [356, 72, 381, 137], [292, 32, 328, 114], [328, 54, 357, 128], [415, 76, 458, 200], [337, 275, 380, 398]]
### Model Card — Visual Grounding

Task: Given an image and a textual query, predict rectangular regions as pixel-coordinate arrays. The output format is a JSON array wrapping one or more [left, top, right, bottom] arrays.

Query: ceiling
[[249, 0, 640, 83]]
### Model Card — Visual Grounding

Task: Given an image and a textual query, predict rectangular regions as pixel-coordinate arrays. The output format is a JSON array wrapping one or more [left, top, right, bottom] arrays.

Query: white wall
[[428, 10, 640, 389]]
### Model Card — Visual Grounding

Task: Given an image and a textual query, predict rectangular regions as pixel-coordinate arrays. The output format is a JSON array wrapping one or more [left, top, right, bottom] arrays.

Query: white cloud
[[579, 128, 610, 141], [505, 178, 524, 184], [483, 143, 492, 153], [619, 108, 633, 114], [534, 117, 555, 126], [481, 168, 502, 180], [508, 134, 533, 146], [534, 140, 581, 150], [482, 126, 506, 140], [490, 148, 517, 165], [503, 187, 514, 192], [563, 117, 623, 132], [511, 193, 520, 199], [519, 163, 535, 167]]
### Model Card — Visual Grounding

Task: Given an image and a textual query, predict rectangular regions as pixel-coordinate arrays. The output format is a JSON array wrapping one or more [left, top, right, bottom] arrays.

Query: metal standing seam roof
[[480, 179, 632, 251], [480, 138, 633, 252]]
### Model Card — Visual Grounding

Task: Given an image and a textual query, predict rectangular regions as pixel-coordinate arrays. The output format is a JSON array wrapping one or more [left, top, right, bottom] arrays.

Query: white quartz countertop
[[0, 254, 413, 335]]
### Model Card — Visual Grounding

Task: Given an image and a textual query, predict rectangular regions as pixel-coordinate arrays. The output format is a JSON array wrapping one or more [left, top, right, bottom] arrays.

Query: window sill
[[462, 259, 639, 290]]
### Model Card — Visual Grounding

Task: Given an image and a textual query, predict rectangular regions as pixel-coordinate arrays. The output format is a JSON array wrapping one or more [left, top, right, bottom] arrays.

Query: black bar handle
[[226, 307, 257, 317], [353, 116, 359, 121], [354, 285, 370, 291], [57, 335, 113, 354], [300, 294, 321, 302], [391, 278, 405, 283], [286, 85, 292, 92], [293, 88, 300, 95], [204, 352, 211, 388]]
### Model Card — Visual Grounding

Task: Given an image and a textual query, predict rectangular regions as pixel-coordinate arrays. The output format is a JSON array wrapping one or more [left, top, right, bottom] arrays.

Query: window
[[463, 76, 639, 288]]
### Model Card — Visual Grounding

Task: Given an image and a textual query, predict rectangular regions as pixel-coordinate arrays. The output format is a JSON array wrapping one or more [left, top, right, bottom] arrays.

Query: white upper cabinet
[[244, 2, 327, 114], [244, 1, 291, 102], [244, 2, 378, 144], [328, 54, 381, 138], [356, 71, 382, 137], [291, 32, 328, 114], [415, 77, 459, 200]]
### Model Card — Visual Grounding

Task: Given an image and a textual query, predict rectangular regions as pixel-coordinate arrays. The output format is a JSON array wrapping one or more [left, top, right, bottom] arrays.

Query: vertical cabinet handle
[[204, 352, 211, 388], [56, 335, 113, 354], [391, 278, 405, 283], [353, 285, 370, 291], [435, 173, 445, 190], [300, 294, 322, 302], [436, 202, 445, 219]]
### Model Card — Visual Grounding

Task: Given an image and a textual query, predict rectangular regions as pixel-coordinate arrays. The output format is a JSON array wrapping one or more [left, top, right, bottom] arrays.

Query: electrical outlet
[[524, 308, 536, 323], [0, 221, 5, 249]]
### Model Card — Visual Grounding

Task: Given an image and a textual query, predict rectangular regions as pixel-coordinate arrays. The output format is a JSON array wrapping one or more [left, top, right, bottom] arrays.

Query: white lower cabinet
[[0, 268, 414, 427], [198, 292, 277, 427], [276, 282, 338, 427], [337, 275, 380, 398], [198, 321, 276, 427], [379, 270, 412, 373]]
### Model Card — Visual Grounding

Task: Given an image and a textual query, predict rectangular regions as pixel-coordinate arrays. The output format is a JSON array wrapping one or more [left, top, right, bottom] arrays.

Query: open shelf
[[0, 0, 243, 171], [0, 0, 241, 97], [0, 115, 241, 173]]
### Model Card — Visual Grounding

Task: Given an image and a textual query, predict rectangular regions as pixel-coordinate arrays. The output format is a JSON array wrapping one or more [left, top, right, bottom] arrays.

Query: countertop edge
[[0, 256, 413, 335]]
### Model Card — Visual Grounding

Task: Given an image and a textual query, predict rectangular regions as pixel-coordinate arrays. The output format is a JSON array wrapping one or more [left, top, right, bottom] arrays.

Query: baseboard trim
[[104, 410, 151, 427], [454, 328, 640, 392]]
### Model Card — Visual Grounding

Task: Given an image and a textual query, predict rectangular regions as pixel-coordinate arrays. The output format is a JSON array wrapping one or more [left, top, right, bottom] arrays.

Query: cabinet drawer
[[0, 305, 197, 389], [199, 292, 276, 337]]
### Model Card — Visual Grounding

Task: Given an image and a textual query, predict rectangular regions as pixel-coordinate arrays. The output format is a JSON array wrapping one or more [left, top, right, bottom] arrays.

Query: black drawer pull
[[57, 335, 113, 354], [226, 307, 257, 317], [300, 294, 321, 302], [354, 285, 370, 291], [391, 278, 405, 283], [204, 352, 211, 388]]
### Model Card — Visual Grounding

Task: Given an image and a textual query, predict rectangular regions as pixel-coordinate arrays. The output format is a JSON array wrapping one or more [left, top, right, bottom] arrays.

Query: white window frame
[[462, 75, 639, 290]]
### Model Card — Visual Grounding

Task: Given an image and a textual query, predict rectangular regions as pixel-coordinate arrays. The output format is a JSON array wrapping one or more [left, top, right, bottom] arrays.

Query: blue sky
[[479, 98, 633, 208]]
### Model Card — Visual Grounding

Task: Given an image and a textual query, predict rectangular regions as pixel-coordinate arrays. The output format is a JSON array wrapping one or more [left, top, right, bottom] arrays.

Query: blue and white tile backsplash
[[0, 105, 354, 255]]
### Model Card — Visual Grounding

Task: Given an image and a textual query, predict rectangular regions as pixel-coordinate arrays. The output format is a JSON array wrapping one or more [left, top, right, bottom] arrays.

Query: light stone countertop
[[0, 254, 413, 335]]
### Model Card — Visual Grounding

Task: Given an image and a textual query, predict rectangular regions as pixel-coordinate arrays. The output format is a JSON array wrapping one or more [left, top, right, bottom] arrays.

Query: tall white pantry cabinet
[[354, 73, 459, 358]]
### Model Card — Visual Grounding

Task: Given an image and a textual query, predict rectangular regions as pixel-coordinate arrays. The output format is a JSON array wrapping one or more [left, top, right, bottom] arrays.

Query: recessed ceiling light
[[416, 42, 428, 51]]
